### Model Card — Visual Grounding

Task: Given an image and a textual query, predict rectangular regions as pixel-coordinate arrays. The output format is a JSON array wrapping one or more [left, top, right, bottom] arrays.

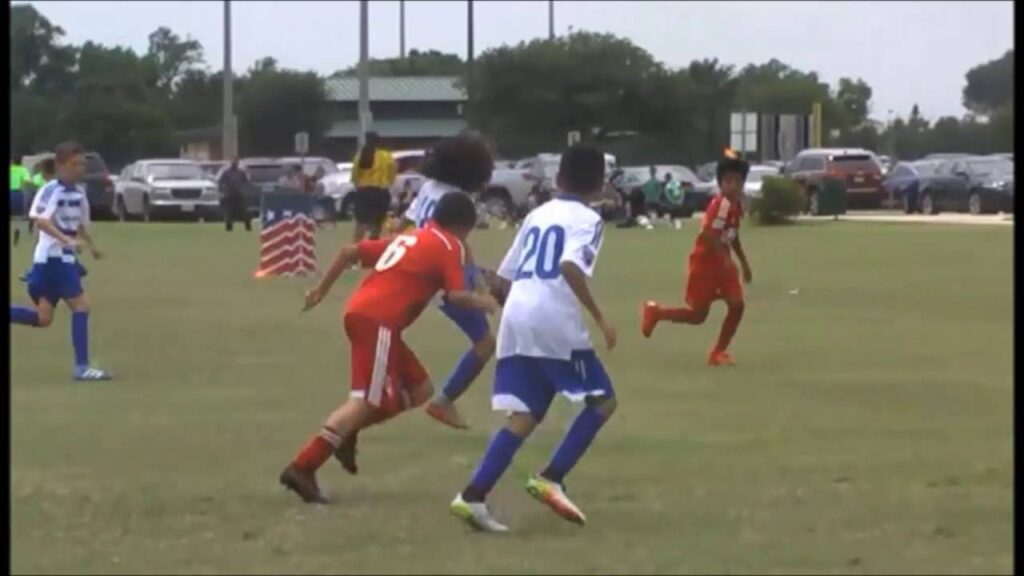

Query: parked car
[[917, 156, 1014, 215], [200, 161, 226, 179], [785, 148, 885, 213], [923, 153, 971, 161], [882, 160, 941, 213], [215, 158, 286, 216], [82, 152, 116, 220], [619, 165, 707, 216], [741, 164, 783, 207], [484, 152, 618, 218], [115, 159, 220, 221]]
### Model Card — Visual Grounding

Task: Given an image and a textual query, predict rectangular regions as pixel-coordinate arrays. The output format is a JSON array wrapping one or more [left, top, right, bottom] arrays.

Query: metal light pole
[[358, 0, 370, 148], [467, 0, 474, 104], [548, 0, 554, 40], [399, 0, 406, 59], [222, 0, 236, 159]]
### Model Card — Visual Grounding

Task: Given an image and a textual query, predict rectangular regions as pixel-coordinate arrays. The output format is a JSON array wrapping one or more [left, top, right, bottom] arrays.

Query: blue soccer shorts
[[492, 350, 615, 421], [27, 258, 84, 306], [438, 264, 490, 343]]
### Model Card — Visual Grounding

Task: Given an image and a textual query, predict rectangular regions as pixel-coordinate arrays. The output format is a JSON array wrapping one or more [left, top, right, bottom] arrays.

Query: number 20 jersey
[[345, 224, 467, 330], [496, 196, 605, 361]]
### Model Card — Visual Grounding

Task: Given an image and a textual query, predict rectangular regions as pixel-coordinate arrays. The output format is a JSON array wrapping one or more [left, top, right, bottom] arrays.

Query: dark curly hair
[[420, 134, 494, 193]]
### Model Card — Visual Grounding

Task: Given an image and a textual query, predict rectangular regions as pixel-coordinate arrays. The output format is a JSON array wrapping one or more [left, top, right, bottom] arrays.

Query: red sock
[[658, 306, 705, 324], [715, 302, 745, 352], [292, 426, 341, 472]]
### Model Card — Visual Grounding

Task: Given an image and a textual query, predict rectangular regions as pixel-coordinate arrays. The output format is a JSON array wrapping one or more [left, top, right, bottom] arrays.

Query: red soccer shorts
[[685, 260, 743, 310], [344, 313, 429, 413]]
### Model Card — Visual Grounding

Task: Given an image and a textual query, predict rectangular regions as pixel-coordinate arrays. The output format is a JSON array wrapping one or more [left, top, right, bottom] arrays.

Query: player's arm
[[731, 233, 752, 283], [560, 218, 616, 350], [441, 241, 499, 314], [304, 239, 385, 311], [400, 193, 422, 230], [77, 226, 103, 260]]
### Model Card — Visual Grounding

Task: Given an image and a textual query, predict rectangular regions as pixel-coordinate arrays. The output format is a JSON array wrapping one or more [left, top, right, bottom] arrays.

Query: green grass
[[10, 219, 1013, 575]]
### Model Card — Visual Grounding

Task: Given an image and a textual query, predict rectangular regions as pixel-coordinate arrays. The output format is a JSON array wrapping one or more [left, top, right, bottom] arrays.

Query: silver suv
[[115, 159, 219, 221]]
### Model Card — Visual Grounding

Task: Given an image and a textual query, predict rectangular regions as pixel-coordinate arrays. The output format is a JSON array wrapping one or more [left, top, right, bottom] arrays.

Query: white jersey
[[404, 179, 461, 228], [496, 196, 604, 360], [30, 180, 90, 264]]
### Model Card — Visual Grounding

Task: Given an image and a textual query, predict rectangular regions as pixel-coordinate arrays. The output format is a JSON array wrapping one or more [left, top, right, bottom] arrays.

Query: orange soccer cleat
[[641, 301, 660, 338], [707, 349, 736, 367]]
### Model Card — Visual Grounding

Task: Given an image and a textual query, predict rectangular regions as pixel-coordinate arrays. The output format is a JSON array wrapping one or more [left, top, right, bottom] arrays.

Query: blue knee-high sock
[[542, 405, 609, 484], [466, 428, 524, 499], [10, 306, 39, 326], [442, 349, 486, 402], [71, 311, 89, 368]]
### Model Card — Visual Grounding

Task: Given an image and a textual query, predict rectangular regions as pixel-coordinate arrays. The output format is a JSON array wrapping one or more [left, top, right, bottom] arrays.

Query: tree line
[[11, 4, 1012, 168]]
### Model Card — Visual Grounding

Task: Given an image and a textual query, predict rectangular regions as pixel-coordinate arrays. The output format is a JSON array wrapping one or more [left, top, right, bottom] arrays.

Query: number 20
[[515, 226, 565, 280], [376, 235, 418, 271]]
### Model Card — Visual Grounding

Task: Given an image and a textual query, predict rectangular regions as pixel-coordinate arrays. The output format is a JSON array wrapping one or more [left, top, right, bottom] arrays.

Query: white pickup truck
[[482, 152, 618, 218]]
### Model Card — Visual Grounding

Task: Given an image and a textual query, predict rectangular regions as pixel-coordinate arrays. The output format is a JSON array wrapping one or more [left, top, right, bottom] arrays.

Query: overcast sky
[[23, 1, 1014, 121]]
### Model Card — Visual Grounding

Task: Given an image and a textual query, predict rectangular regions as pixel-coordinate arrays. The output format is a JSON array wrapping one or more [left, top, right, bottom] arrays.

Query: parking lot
[[800, 211, 1013, 226]]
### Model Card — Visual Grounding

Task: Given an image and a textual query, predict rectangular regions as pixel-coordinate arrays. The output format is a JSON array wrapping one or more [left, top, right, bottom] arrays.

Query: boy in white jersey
[[451, 145, 617, 532], [9, 141, 112, 381], [400, 135, 497, 430]]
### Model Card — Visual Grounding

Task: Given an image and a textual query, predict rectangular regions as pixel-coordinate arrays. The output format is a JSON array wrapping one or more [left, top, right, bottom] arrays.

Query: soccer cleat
[[707, 349, 736, 367], [450, 493, 508, 532], [279, 463, 328, 504], [525, 475, 586, 525], [641, 301, 660, 338], [333, 436, 359, 475], [73, 366, 112, 381], [425, 400, 469, 430]]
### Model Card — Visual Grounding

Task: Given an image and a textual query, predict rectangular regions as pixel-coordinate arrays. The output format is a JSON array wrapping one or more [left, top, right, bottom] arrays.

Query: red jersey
[[690, 193, 743, 267], [345, 225, 466, 330]]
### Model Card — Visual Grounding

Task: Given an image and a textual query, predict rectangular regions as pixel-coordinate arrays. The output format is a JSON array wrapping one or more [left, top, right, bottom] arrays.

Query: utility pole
[[358, 0, 370, 148], [399, 0, 406, 59], [222, 0, 236, 159], [466, 0, 474, 105], [548, 0, 554, 40]]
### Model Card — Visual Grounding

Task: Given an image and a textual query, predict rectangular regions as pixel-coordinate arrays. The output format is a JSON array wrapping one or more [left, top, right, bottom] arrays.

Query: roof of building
[[325, 118, 468, 139], [324, 76, 466, 102]]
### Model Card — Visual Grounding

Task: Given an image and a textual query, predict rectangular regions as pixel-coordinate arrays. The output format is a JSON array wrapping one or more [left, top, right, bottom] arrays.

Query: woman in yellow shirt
[[350, 131, 397, 242]]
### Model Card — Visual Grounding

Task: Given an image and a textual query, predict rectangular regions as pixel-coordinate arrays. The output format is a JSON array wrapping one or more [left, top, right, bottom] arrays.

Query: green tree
[[145, 26, 205, 93], [835, 77, 873, 128], [335, 49, 464, 77], [236, 66, 329, 156], [963, 49, 1013, 115]]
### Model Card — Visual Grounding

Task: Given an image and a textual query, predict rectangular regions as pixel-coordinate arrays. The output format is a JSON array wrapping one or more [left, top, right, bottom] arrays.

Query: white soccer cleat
[[450, 493, 508, 532]]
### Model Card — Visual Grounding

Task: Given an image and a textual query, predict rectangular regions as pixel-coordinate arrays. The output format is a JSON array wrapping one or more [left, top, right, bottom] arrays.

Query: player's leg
[[65, 287, 113, 381], [282, 397, 373, 503], [527, 351, 616, 525], [10, 293, 54, 328], [641, 267, 712, 338], [426, 287, 495, 429], [13, 263, 55, 327], [709, 272, 745, 366], [366, 188, 389, 240], [334, 337, 434, 474], [451, 356, 554, 532], [12, 190, 25, 245]]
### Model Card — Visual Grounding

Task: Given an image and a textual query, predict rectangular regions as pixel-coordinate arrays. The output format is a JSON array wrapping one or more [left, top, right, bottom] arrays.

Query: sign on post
[[294, 131, 309, 155], [567, 131, 582, 146]]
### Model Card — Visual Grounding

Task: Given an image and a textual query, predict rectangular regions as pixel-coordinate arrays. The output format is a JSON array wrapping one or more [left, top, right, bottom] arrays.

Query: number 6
[[376, 235, 418, 271]]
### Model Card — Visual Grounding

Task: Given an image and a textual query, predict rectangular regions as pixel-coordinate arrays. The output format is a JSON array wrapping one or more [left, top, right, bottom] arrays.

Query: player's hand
[[303, 286, 327, 312], [64, 238, 81, 251], [742, 264, 753, 285], [91, 247, 104, 260], [598, 318, 617, 351]]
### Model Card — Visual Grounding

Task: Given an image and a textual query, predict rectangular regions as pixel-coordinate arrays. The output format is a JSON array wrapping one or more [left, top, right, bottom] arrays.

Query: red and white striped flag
[[254, 194, 318, 278]]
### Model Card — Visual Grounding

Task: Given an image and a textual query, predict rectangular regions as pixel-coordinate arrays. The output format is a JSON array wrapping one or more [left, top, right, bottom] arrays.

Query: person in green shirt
[[640, 165, 662, 215], [10, 154, 33, 245], [659, 172, 687, 228]]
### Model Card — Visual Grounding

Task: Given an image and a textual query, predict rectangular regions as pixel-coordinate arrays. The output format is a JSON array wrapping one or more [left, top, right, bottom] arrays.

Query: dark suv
[[81, 152, 116, 219], [215, 159, 286, 216], [784, 149, 885, 213]]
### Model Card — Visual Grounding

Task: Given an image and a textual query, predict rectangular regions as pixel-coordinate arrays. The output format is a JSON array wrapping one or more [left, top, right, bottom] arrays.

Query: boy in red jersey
[[641, 149, 753, 366], [280, 192, 499, 504]]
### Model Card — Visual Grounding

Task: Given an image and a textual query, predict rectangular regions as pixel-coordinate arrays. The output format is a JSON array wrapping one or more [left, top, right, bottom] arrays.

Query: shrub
[[750, 176, 805, 225]]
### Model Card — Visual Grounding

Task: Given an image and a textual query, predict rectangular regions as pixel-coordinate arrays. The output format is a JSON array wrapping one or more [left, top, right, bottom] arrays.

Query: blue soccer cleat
[[74, 366, 112, 381]]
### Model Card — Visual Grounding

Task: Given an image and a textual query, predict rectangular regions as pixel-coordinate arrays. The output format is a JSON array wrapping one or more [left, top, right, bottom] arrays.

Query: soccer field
[[10, 220, 1013, 575]]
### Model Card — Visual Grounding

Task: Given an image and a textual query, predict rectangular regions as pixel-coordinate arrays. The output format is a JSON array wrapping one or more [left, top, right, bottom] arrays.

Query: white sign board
[[567, 131, 582, 146], [295, 131, 309, 155]]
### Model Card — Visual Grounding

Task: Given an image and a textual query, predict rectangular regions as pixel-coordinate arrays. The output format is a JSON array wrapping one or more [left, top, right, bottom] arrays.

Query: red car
[[784, 149, 885, 213]]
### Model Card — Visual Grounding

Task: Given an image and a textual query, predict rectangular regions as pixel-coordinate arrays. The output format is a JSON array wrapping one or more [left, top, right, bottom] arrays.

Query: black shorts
[[353, 187, 391, 225]]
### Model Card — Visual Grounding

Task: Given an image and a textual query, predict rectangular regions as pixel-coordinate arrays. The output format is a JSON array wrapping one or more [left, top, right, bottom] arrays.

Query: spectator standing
[[280, 164, 305, 191], [218, 158, 252, 232], [641, 165, 663, 218], [10, 153, 32, 245], [350, 131, 397, 241], [659, 173, 686, 228]]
